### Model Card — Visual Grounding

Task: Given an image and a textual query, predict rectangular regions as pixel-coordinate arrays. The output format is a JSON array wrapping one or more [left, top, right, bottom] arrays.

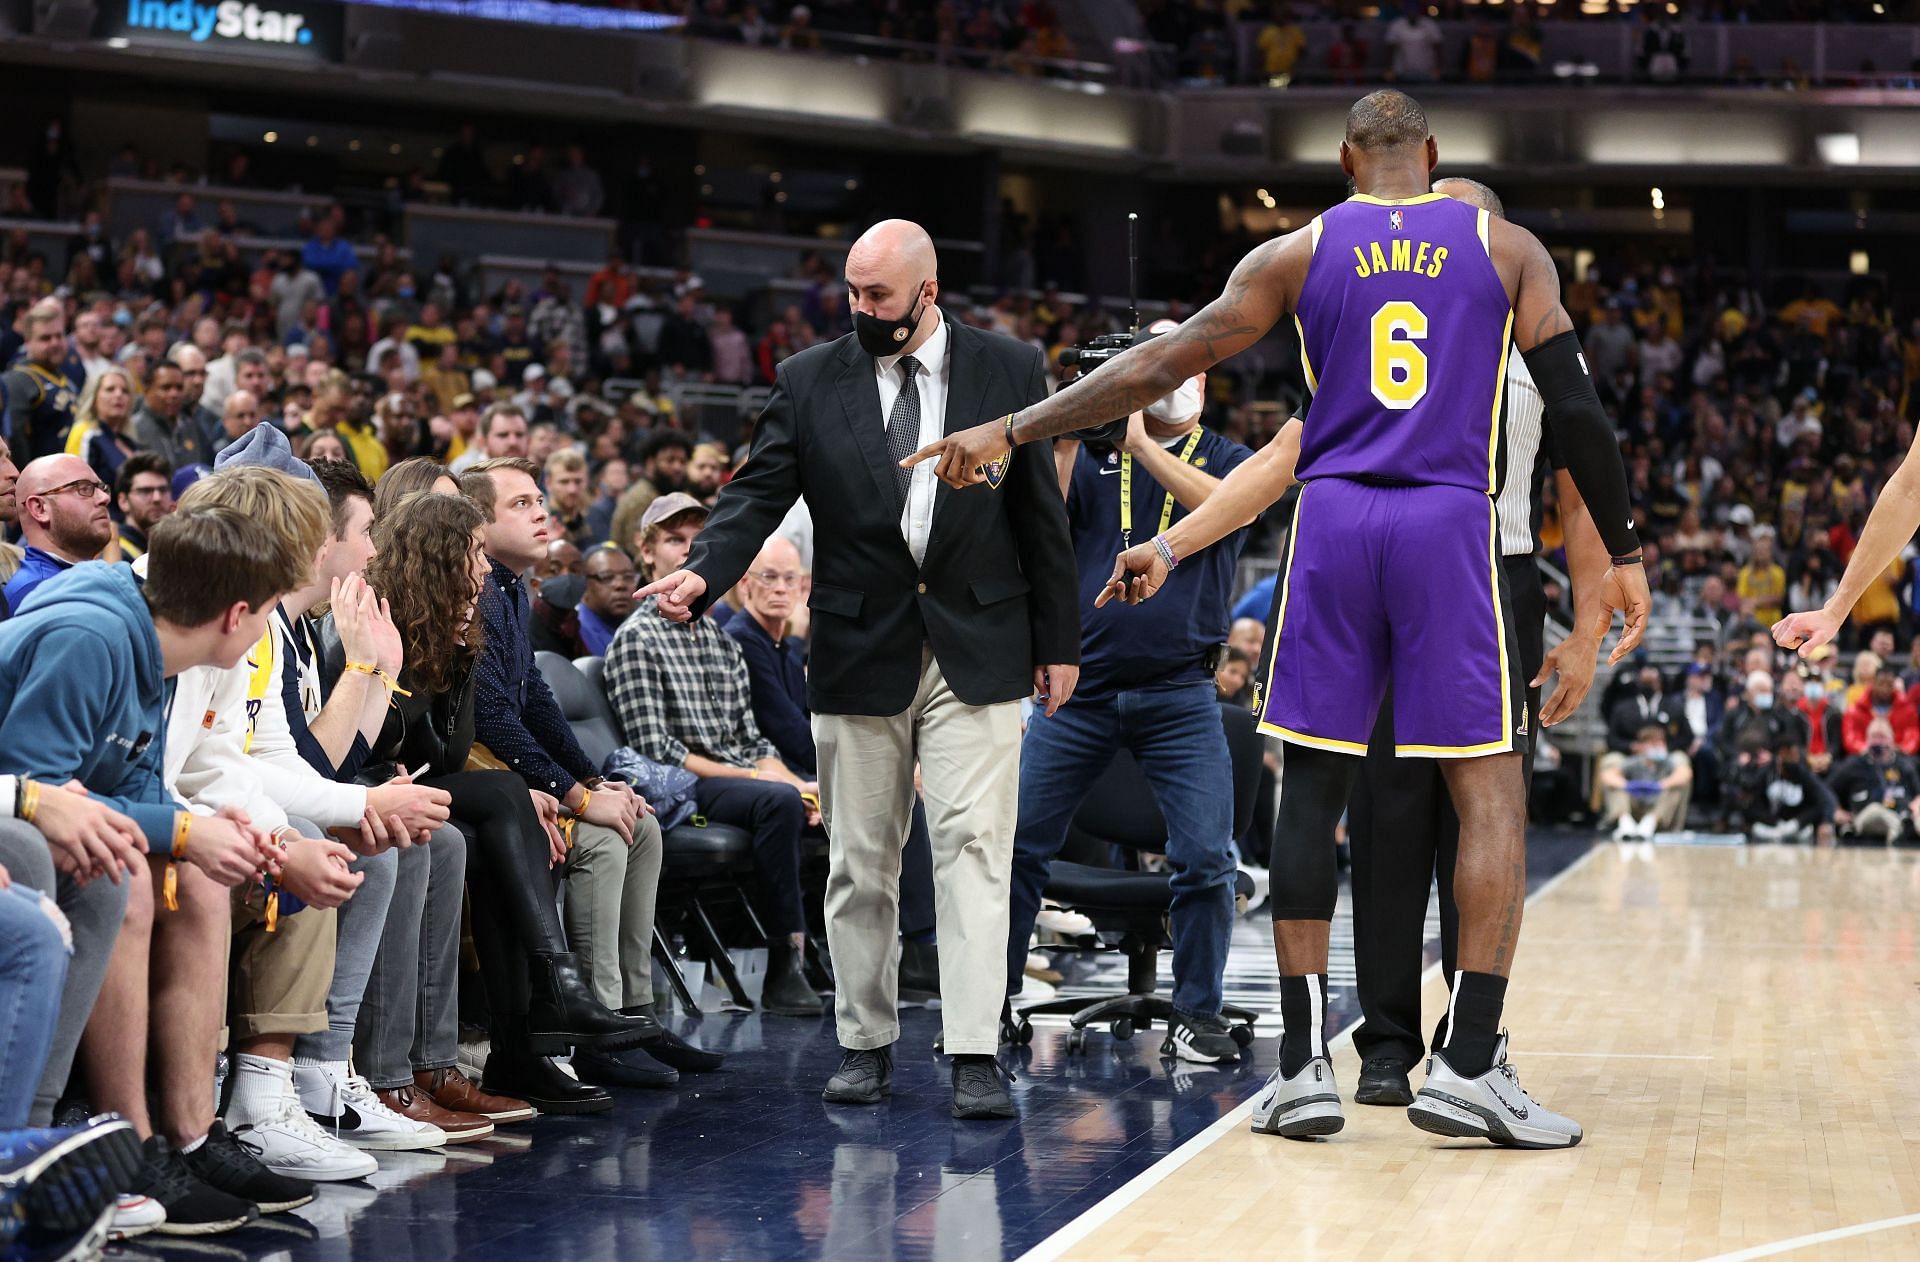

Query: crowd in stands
[[593, 1, 1920, 89]]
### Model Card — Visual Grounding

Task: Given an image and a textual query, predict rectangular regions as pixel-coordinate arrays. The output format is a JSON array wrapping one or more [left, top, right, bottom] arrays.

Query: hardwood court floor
[[1057, 844, 1920, 1262]]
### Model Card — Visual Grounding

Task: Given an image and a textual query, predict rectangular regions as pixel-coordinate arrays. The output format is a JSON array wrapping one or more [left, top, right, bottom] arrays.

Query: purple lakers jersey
[[1293, 193, 1512, 493]]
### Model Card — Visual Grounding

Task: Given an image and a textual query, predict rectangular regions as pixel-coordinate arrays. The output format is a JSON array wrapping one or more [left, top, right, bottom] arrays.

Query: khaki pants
[[815, 648, 1022, 1056], [563, 816, 664, 1010], [230, 893, 337, 1040]]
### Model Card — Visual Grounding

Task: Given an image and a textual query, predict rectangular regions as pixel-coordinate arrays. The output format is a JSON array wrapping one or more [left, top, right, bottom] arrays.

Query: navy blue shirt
[[474, 558, 598, 795], [723, 607, 815, 778], [1066, 428, 1253, 701]]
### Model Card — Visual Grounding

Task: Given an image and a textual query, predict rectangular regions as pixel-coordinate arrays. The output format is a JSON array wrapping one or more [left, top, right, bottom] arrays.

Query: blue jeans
[[0, 881, 71, 1128], [1006, 680, 1237, 1019]]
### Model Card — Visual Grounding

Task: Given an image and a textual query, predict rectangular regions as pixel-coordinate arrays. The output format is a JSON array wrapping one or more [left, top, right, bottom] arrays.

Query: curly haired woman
[[354, 491, 651, 1114]]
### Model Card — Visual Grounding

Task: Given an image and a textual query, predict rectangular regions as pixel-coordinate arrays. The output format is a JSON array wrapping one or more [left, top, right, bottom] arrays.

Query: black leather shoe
[[623, 1006, 725, 1072], [951, 1056, 1015, 1120], [526, 951, 653, 1053], [899, 939, 941, 1002], [482, 1054, 613, 1115], [574, 1046, 679, 1090], [822, 1047, 893, 1105], [1354, 1057, 1414, 1106], [761, 945, 826, 1017]]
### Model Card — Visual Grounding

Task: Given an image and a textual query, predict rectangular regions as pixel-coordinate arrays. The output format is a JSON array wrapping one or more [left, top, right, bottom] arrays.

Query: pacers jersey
[[1293, 193, 1513, 493]]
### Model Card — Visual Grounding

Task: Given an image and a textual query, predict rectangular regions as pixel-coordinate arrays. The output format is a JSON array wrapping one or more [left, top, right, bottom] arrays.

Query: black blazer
[[687, 315, 1079, 717]]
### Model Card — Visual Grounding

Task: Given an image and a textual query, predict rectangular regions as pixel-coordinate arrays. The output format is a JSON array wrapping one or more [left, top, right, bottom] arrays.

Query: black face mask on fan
[[855, 278, 930, 358]]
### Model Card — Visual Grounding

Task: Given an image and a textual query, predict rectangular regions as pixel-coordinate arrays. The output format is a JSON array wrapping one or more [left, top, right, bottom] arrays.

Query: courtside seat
[[1010, 702, 1262, 1055]]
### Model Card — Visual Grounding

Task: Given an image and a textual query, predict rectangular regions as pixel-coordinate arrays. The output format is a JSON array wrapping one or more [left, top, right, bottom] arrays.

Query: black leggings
[[429, 770, 564, 1034], [1270, 742, 1358, 922]]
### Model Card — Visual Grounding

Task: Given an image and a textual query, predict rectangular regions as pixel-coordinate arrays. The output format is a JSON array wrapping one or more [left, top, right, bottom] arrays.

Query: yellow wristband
[[19, 780, 40, 824], [172, 812, 192, 860], [343, 661, 413, 702], [576, 788, 592, 818]]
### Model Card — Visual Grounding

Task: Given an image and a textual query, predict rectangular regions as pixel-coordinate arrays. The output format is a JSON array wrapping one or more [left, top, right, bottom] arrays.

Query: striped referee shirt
[[1495, 351, 1548, 558]]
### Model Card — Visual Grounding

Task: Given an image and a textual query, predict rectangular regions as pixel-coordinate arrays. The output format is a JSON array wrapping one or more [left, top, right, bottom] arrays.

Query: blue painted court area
[[122, 831, 1593, 1262]]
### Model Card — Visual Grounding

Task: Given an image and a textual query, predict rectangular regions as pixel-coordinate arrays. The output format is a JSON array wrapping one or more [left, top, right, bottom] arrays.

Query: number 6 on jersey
[[1370, 300, 1429, 410]]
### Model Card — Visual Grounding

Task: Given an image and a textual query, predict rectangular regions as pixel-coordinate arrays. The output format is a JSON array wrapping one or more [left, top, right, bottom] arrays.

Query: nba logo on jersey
[[1389, 210, 1404, 231]]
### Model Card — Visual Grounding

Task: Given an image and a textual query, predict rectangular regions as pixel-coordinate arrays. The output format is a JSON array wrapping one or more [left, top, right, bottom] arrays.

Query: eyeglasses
[[35, 478, 110, 501], [588, 570, 638, 586], [126, 484, 172, 499], [748, 570, 805, 589]]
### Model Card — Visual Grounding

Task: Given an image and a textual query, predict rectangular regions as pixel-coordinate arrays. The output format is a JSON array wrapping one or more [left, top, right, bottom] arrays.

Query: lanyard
[[1120, 429, 1204, 548]]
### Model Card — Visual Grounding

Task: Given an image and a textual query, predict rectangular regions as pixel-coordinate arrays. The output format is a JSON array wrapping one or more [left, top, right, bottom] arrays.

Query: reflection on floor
[[118, 831, 1593, 1262]]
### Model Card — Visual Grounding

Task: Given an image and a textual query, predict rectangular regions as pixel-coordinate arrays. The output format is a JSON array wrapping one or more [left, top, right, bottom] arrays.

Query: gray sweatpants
[[0, 817, 131, 1125]]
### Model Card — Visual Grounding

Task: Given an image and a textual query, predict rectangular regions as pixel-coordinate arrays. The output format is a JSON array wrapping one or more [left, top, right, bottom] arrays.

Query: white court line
[[1015, 847, 1601, 1262], [1690, 1212, 1920, 1262]]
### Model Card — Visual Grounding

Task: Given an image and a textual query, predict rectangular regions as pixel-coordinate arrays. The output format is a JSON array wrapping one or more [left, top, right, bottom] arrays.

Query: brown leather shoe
[[373, 1084, 495, 1144], [414, 1066, 537, 1124]]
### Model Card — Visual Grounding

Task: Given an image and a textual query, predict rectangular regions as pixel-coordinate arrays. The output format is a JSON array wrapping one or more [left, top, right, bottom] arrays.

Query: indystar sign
[[102, 0, 343, 59]]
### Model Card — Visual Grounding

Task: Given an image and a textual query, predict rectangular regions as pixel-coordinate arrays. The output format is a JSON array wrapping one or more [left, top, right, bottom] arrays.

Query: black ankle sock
[[1278, 974, 1328, 1077], [1439, 972, 1508, 1077]]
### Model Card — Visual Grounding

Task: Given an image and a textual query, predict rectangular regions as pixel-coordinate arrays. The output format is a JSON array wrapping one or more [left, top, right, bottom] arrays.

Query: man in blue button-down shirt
[[464, 458, 721, 1085]]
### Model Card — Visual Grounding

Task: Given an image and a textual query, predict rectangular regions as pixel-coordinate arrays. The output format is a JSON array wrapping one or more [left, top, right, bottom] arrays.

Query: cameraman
[[1005, 338, 1257, 1064]]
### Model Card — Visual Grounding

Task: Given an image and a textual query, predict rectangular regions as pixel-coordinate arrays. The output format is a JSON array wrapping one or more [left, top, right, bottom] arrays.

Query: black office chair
[[535, 651, 764, 1014], [1010, 701, 1264, 1054]]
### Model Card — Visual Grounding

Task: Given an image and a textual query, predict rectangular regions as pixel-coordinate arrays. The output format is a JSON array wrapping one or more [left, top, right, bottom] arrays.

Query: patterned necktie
[[883, 355, 922, 511]]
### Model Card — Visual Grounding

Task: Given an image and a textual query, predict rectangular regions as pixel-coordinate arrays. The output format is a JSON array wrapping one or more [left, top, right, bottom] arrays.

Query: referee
[[1346, 177, 1615, 1107]]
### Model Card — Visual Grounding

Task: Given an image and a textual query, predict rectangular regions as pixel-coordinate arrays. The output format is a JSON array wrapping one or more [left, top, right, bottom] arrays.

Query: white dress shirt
[[874, 317, 949, 568]]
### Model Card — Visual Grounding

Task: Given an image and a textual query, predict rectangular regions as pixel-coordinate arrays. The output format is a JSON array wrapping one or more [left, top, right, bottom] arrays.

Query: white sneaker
[[1408, 1032, 1583, 1149], [231, 1093, 379, 1182], [1611, 815, 1637, 842], [109, 1191, 167, 1241], [1238, 862, 1270, 913], [1019, 975, 1057, 1001], [1249, 1056, 1344, 1140], [1036, 905, 1094, 937], [295, 1064, 447, 1153]]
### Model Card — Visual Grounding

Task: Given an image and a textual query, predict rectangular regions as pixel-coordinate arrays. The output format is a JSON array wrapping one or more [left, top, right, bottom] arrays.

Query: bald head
[[1434, 177, 1505, 219], [846, 219, 939, 335], [742, 533, 806, 630], [18, 454, 114, 559], [1345, 90, 1429, 152]]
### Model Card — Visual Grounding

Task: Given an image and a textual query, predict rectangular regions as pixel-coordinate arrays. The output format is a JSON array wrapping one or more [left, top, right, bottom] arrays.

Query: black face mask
[[855, 279, 930, 358]]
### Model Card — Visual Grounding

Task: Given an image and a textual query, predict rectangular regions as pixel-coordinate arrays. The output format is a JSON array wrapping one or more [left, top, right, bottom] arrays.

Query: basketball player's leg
[[1385, 486, 1581, 1147], [1250, 479, 1389, 1141]]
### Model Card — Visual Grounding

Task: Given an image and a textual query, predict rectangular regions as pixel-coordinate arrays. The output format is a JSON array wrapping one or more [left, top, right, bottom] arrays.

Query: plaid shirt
[[604, 597, 778, 770]]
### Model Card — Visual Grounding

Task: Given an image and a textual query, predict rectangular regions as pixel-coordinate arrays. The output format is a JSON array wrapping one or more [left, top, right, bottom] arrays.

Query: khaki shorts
[[229, 887, 337, 1041]]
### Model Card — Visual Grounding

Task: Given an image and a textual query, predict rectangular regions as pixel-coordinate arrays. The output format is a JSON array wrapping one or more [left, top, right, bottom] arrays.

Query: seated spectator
[[1736, 527, 1788, 627], [585, 457, 628, 545], [543, 448, 593, 547], [111, 452, 174, 561], [216, 388, 263, 453], [448, 402, 529, 476], [4, 455, 116, 610], [67, 366, 139, 489], [464, 458, 715, 1089], [687, 443, 729, 504], [609, 431, 694, 554], [1844, 672, 1919, 756], [1790, 669, 1846, 774], [129, 361, 209, 472], [1678, 662, 1725, 806], [574, 542, 636, 657], [1845, 650, 1882, 710], [357, 490, 652, 1116], [1744, 737, 1836, 846], [1606, 663, 1690, 755], [1718, 669, 1793, 767], [1829, 717, 1920, 844], [605, 494, 824, 1016], [1600, 724, 1694, 840], [1216, 646, 1252, 705]]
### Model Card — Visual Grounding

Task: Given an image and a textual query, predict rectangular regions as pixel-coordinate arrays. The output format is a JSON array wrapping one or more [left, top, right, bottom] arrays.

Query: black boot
[[573, 1045, 679, 1090], [526, 951, 654, 1054], [622, 1005, 726, 1072], [761, 943, 826, 1017], [482, 1050, 613, 1115]]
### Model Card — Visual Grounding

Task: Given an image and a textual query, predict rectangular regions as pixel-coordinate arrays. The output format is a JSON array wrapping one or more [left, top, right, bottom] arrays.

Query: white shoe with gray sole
[[1250, 1057, 1344, 1139], [1407, 1033, 1583, 1149]]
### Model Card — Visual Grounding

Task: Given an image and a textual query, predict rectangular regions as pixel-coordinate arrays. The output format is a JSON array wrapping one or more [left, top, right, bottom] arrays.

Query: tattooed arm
[[905, 229, 1311, 488]]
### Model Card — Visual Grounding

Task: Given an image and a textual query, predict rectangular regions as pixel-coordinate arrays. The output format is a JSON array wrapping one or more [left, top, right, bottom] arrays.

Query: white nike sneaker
[[231, 1093, 379, 1181], [108, 1191, 167, 1241], [295, 1064, 447, 1153], [1408, 1033, 1584, 1149], [1249, 1056, 1344, 1140]]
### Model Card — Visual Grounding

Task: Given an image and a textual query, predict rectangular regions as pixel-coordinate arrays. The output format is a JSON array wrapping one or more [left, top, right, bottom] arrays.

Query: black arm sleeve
[[1522, 331, 1638, 557]]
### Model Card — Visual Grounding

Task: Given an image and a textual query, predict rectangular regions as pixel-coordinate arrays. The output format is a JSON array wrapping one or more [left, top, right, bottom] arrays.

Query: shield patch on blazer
[[981, 452, 1011, 490]]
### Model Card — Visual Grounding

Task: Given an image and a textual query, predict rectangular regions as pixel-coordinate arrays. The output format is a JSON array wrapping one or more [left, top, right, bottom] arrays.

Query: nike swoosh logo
[[1097, 466, 1121, 476]]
